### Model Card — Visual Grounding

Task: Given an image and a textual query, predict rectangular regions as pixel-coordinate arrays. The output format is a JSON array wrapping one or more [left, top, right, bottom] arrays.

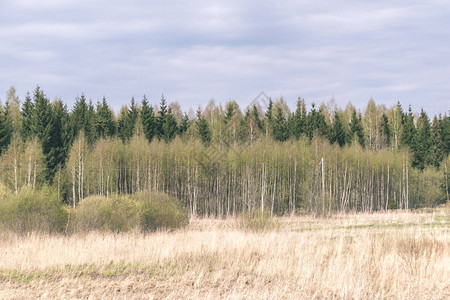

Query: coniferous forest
[[0, 86, 449, 217]]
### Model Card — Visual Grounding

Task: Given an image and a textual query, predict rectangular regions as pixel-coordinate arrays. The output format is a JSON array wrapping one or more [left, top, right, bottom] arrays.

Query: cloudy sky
[[0, 0, 449, 115]]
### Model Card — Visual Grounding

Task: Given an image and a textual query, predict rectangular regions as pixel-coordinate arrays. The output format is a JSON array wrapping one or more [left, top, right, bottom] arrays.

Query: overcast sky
[[0, 0, 449, 116]]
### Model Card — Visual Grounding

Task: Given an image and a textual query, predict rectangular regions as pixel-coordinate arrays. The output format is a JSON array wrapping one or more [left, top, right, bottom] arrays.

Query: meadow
[[0, 210, 449, 299]]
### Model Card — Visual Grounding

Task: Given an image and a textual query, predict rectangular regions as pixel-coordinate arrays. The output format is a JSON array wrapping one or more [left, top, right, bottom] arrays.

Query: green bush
[[71, 192, 188, 233], [237, 209, 279, 232], [0, 186, 68, 233], [134, 192, 189, 232], [72, 195, 139, 233]]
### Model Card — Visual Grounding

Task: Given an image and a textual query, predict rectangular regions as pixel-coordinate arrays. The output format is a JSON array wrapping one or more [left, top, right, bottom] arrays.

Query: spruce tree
[[253, 105, 264, 131], [21, 92, 34, 141], [157, 94, 167, 139], [32, 87, 58, 181], [306, 103, 329, 139], [272, 107, 289, 141], [290, 98, 306, 139], [71, 94, 96, 144], [349, 110, 365, 148], [412, 109, 432, 170], [141, 95, 157, 142], [179, 112, 190, 136], [162, 107, 178, 143], [400, 105, 416, 148], [95, 97, 116, 139], [429, 115, 446, 167], [381, 113, 391, 147], [117, 106, 131, 142], [0, 103, 12, 154], [196, 108, 211, 145], [329, 111, 347, 147], [51, 99, 71, 167], [264, 99, 273, 137]]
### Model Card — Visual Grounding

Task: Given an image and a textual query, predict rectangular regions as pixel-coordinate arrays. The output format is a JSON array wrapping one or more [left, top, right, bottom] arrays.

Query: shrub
[[72, 195, 139, 233], [237, 209, 279, 232], [134, 192, 189, 232], [71, 192, 188, 233], [0, 186, 68, 233]]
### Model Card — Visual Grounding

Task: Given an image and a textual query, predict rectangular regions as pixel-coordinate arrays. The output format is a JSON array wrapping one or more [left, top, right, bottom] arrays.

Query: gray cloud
[[0, 0, 448, 115]]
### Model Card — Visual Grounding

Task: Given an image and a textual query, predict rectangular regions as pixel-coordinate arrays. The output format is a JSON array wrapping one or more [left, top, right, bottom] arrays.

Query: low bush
[[133, 192, 189, 232], [237, 209, 279, 232], [71, 195, 139, 233], [0, 186, 68, 233], [71, 192, 188, 233]]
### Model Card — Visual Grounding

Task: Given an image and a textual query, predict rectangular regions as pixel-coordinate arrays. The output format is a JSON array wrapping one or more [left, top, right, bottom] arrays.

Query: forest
[[0, 86, 448, 217]]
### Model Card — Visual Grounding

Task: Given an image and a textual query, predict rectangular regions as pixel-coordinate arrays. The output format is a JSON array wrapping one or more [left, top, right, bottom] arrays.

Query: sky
[[0, 0, 449, 116]]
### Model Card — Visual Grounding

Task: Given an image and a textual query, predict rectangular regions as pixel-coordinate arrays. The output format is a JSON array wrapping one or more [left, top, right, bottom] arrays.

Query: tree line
[[0, 86, 448, 216]]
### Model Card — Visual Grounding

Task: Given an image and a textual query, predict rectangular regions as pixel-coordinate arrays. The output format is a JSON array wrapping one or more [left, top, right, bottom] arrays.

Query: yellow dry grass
[[0, 210, 449, 299]]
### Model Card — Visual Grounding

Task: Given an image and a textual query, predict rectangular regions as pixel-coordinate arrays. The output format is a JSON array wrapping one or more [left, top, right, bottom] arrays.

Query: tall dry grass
[[0, 211, 449, 299]]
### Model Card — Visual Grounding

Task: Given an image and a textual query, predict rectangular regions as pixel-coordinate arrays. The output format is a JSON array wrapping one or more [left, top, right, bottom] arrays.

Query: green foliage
[[329, 111, 347, 147], [400, 106, 416, 148], [412, 109, 432, 170], [72, 195, 139, 233], [95, 97, 117, 139], [20, 92, 34, 141], [71, 192, 188, 233], [196, 108, 211, 145], [238, 210, 279, 231], [162, 108, 178, 143], [141, 95, 157, 142], [272, 107, 289, 142], [306, 103, 329, 139], [134, 192, 189, 232], [0, 186, 68, 233], [290, 98, 307, 139], [382, 113, 391, 147], [71, 94, 96, 145], [0, 103, 12, 154], [349, 110, 365, 147]]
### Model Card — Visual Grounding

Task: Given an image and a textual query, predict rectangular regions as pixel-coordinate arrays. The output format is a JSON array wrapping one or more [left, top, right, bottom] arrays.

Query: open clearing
[[0, 211, 449, 299]]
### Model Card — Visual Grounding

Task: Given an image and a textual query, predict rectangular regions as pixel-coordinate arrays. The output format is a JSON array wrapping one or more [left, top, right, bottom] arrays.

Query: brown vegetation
[[0, 211, 448, 299]]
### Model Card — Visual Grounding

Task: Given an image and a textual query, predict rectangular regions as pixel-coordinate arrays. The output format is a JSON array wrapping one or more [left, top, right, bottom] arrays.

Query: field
[[0, 210, 449, 299]]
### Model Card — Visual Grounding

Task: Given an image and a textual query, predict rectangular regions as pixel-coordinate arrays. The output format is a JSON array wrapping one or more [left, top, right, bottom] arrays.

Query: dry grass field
[[0, 210, 449, 299]]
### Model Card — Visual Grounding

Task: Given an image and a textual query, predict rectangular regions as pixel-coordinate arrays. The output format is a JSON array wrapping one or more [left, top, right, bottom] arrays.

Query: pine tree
[[51, 99, 71, 167], [349, 110, 365, 148], [179, 112, 190, 136], [290, 98, 307, 139], [400, 105, 416, 148], [272, 107, 289, 141], [117, 106, 132, 142], [0, 103, 12, 154], [95, 97, 116, 139], [412, 109, 432, 170], [71, 94, 96, 144], [162, 107, 178, 143], [224, 102, 235, 125], [21, 92, 34, 141], [157, 94, 167, 139], [381, 113, 391, 148], [253, 105, 264, 131], [329, 111, 347, 147], [129, 97, 139, 128], [429, 115, 446, 167], [196, 108, 211, 145], [264, 99, 273, 137], [141, 95, 157, 142], [32, 87, 58, 181], [306, 103, 329, 139]]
